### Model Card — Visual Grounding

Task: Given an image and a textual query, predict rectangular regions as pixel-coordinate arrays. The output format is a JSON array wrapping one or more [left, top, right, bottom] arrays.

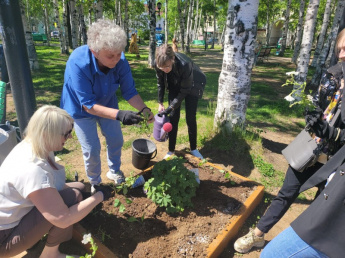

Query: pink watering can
[[153, 113, 172, 142]]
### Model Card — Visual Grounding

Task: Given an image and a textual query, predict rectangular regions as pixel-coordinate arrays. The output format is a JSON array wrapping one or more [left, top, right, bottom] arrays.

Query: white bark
[[69, 0, 78, 49], [310, 0, 345, 88], [185, 0, 193, 53], [311, 0, 333, 67], [325, 0, 345, 66], [293, 0, 320, 98], [165, 0, 168, 43], [214, 0, 259, 131], [62, 0, 70, 53], [148, 0, 156, 68], [53, 0, 67, 54], [279, 0, 292, 56], [19, 0, 39, 70], [43, 0, 50, 46], [95, 0, 103, 21], [291, 0, 305, 64], [78, 3, 87, 45], [177, 0, 185, 51]]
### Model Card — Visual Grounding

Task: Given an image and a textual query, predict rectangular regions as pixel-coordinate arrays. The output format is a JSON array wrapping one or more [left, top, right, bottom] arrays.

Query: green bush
[[144, 157, 199, 213]]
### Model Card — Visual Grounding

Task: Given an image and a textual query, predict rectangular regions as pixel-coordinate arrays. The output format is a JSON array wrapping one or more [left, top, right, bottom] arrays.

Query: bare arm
[[28, 188, 103, 229], [127, 95, 154, 122], [83, 104, 119, 120]]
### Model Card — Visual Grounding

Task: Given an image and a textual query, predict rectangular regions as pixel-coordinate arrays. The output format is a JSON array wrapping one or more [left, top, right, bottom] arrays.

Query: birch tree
[[311, 0, 333, 67], [177, 0, 185, 52], [278, 0, 292, 56], [78, 2, 87, 45], [19, 0, 39, 70], [62, 0, 70, 54], [214, 0, 259, 132], [291, 0, 320, 100], [69, 0, 79, 49], [310, 0, 345, 88], [291, 0, 305, 64], [185, 0, 193, 53], [148, 0, 156, 68], [165, 0, 168, 43], [95, 0, 103, 21], [52, 0, 67, 54]]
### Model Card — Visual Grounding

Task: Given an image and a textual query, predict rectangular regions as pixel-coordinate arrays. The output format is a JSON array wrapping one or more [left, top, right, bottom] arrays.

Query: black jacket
[[155, 53, 194, 109], [291, 62, 345, 257]]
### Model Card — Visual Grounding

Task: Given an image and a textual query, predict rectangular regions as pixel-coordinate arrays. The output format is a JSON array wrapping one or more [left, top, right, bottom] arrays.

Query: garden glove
[[305, 107, 324, 131], [93, 185, 115, 201], [116, 110, 143, 125]]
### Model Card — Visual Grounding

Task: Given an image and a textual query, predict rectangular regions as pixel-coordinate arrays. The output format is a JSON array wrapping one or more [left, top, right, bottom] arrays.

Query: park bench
[[32, 33, 47, 43], [254, 46, 274, 65]]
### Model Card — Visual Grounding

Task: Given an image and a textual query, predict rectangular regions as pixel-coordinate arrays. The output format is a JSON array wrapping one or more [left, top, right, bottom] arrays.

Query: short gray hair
[[24, 105, 74, 159], [87, 19, 127, 53]]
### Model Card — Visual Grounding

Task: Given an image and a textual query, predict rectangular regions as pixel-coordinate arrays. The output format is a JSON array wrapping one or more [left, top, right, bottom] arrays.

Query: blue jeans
[[261, 226, 329, 258], [74, 117, 123, 185]]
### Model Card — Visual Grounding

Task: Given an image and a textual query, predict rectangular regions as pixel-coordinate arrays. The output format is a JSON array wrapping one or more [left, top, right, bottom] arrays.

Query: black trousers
[[168, 93, 199, 152], [256, 162, 324, 233]]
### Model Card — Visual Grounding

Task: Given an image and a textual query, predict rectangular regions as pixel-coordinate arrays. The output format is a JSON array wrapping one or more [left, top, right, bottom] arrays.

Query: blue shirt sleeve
[[60, 46, 138, 119]]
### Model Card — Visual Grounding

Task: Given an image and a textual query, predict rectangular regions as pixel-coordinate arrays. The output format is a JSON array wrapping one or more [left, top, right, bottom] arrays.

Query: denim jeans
[[261, 226, 329, 258], [74, 117, 123, 185]]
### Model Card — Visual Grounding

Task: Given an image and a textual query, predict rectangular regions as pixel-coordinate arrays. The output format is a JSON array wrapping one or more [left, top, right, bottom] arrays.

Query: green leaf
[[114, 199, 121, 207], [127, 216, 138, 222], [119, 204, 126, 213]]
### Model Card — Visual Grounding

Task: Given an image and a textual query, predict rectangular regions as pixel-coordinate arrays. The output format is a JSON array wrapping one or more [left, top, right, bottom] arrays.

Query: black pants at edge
[[256, 162, 324, 233], [168, 93, 199, 152]]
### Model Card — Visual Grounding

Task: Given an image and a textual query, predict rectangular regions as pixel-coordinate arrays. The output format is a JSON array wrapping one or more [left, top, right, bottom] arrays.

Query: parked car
[[51, 31, 59, 38]]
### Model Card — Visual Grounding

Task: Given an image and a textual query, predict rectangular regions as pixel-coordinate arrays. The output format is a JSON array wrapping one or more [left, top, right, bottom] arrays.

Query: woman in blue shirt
[[60, 19, 153, 193]]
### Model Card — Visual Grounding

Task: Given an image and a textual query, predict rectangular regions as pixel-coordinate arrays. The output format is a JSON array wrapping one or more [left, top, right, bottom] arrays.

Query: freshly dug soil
[[80, 153, 257, 257]]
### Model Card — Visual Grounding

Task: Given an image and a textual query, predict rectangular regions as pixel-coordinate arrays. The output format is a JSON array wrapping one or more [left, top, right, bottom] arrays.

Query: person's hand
[[158, 106, 173, 117], [305, 107, 323, 130], [93, 185, 114, 201], [116, 110, 143, 125], [158, 103, 165, 112]]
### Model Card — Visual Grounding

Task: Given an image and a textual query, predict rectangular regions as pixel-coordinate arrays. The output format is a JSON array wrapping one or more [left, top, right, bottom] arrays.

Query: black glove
[[305, 106, 324, 129], [158, 106, 173, 117], [116, 110, 143, 125], [93, 185, 115, 201]]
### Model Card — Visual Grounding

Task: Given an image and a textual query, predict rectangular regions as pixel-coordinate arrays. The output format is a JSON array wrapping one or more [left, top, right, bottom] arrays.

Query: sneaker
[[106, 170, 125, 185], [234, 228, 265, 253], [191, 149, 204, 159], [163, 151, 175, 160], [91, 184, 99, 195]]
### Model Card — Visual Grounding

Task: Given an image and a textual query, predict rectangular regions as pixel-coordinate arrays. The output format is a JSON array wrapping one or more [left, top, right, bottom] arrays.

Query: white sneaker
[[163, 151, 175, 160], [191, 149, 204, 159], [91, 184, 98, 195], [106, 170, 125, 185], [234, 228, 265, 253]]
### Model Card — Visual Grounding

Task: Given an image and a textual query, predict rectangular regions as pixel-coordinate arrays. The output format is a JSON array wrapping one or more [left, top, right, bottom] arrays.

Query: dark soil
[[80, 152, 257, 257]]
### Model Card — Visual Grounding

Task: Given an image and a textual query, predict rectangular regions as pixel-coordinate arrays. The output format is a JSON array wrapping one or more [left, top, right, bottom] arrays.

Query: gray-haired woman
[[60, 19, 154, 192]]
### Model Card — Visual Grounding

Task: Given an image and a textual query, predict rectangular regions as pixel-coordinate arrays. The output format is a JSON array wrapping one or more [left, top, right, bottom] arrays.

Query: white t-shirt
[[0, 140, 66, 230]]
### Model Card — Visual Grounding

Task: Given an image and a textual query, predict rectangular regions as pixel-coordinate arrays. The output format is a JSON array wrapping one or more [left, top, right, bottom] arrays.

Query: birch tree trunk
[[210, 0, 216, 49], [278, 0, 292, 56], [311, 0, 333, 67], [325, 0, 345, 66], [79, 3, 87, 45], [165, 0, 168, 43], [265, 1, 271, 45], [193, 0, 200, 41], [43, 0, 50, 46], [292, 0, 320, 100], [291, 0, 305, 64], [148, 0, 156, 68], [114, 0, 119, 25], [124, 0, 129, 50], [19, 0, 39, 70], [95, 0, 103, 21], [214, 0, 259, 132], [69, 0, 79, 49], [310, 0, 345, 88], [52, 0, 67, 54], [185, 0, 192, 53], [177, 0, 185, 52], [62, 0, 70, 53]]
